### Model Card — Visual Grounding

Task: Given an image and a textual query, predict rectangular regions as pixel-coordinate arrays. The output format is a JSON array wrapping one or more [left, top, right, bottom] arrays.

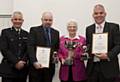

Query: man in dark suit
[[86, 4, 120, 82], [28, 12, 59, 82], [0, 11, 29, 82]]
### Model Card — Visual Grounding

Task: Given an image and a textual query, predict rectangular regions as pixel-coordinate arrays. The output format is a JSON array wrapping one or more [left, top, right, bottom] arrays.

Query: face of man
[[93, 5, 106, 24], [67, 21, 77, 35], [41, 12, 53, 28], [11, 13, 24, 29]]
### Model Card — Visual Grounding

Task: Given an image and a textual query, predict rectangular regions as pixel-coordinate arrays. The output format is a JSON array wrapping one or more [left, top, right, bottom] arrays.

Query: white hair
[[67, 19, 78, 27], [11, 11, 23, 19]]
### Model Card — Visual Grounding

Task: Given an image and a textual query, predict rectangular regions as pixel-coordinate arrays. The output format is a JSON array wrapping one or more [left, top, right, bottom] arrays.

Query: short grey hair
[[11, 11, 23, 19], [41, 11, 53, 19], [93, 4, 106, 12]]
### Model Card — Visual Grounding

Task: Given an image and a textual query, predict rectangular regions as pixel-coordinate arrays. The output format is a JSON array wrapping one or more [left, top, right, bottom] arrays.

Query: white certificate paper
[[36, 47, 51, 68], [92, 33, 108, 54]]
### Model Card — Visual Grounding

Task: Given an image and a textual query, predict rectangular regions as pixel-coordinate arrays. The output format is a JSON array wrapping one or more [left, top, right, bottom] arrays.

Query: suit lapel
[[91, 24, 96, 34], [50, 29, 54, 45], [38, 26, 46, 40], [39, 26, 49, 46], [11, 27, 18, 38], [92, 22, 109, 33], [41, 26, 46, 39], [103, 22, 109, 33]]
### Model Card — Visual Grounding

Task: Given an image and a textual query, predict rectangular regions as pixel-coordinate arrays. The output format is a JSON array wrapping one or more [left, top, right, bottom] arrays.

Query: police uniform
[[0, 27, 29, 82]]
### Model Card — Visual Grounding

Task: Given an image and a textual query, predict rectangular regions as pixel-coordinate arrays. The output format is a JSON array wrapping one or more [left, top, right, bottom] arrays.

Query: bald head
[[41, 12, 53, 28]]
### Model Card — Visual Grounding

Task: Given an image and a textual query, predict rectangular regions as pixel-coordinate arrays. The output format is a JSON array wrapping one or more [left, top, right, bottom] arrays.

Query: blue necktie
[[45, 28, 51, 46]]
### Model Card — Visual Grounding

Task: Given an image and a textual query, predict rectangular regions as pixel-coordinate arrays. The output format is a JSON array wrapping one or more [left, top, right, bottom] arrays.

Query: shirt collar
[[12, 27, 21, 32], [15, 28, 21, 32], [95, 21, 105, 29], [64, 34, 79, 39]]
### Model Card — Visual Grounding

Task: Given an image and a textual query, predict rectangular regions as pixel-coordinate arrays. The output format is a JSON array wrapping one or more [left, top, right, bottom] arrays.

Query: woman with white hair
[[58, 20, 87, 82]]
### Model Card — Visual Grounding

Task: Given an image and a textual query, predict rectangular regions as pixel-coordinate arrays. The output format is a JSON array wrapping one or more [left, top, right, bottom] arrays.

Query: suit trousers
[[29, 64, 55, 82], [87, 62, 116, 82]]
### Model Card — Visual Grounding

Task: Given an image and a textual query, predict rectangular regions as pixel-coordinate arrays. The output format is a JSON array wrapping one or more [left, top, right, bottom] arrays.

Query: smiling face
[[93, 4, 106, 24], [67, 21, 77, 36], [41, 12, 53, 28], [11, 12, 24, 29]]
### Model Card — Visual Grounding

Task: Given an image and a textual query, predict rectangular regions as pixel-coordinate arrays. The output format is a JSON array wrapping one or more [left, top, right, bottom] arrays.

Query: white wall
[[13, 0, 120, 36], [0, 0, 13, 15], [0, 0, 13, 34], [0, 0, 13, 62]]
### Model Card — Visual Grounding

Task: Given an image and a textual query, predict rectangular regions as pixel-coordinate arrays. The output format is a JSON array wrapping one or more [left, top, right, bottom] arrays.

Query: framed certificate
[[36, 47, 51, 68], [92, 33, 108, 54]]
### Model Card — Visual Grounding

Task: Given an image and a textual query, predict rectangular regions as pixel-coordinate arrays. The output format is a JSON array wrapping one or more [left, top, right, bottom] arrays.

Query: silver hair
[[11, 11, 23, 19], [93, 4, 106, 12], [41, 11, 53, 19]]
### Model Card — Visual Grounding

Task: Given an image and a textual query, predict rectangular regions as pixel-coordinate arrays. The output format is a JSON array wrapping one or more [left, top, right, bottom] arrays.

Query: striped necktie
[[97, 25, 102, 33]]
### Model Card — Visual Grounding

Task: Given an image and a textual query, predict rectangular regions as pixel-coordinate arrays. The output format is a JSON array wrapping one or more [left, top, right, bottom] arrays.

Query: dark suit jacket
[[86, 22, 120, 78], [0, 27, 29, 78], [27, 25, 59, 76]]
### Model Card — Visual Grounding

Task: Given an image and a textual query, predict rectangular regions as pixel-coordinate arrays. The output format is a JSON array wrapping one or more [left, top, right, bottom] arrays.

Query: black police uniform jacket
[[0, 27, 29, 78]]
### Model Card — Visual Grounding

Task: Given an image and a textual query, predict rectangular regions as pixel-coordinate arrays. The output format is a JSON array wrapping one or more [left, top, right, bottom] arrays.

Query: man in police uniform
[[0, 11, 29, 82]]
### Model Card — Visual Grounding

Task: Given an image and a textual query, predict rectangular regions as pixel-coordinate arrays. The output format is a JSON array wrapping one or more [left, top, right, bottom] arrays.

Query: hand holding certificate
[[92, 33, 108, 54], [36, 47, 51, 68]]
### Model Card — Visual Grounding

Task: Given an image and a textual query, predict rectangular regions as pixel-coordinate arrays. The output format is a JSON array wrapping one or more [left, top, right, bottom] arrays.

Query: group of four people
[[0, 4, 119, 82]]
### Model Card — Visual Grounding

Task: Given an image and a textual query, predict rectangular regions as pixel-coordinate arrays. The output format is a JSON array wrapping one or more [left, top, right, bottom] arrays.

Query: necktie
[[45, 28, 51, 46], [16, 29, 21, 56], [97, 25, 102, 33], [16, 29, 20, 34]]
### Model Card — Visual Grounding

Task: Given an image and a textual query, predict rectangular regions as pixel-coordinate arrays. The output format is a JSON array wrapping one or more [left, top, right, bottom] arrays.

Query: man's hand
[[95, 53, 109, 60], [15, 61, 26, 70], [33, 62, 42, 69]]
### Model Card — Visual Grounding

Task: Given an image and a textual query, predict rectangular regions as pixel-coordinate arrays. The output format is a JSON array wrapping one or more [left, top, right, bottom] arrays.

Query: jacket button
[[18, 44, 22, 46], [19, 37, 21, 39]]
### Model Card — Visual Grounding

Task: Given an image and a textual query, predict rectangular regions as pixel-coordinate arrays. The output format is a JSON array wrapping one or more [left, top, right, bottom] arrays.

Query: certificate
[[36, 47, 51, 68], [92, 33, 108, 54]]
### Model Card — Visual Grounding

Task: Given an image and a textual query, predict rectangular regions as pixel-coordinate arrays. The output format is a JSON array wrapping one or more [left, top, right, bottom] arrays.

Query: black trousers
[[87, 62, 116, 82], [29, 64, 55, 82], [2, 77, 27, 82]]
